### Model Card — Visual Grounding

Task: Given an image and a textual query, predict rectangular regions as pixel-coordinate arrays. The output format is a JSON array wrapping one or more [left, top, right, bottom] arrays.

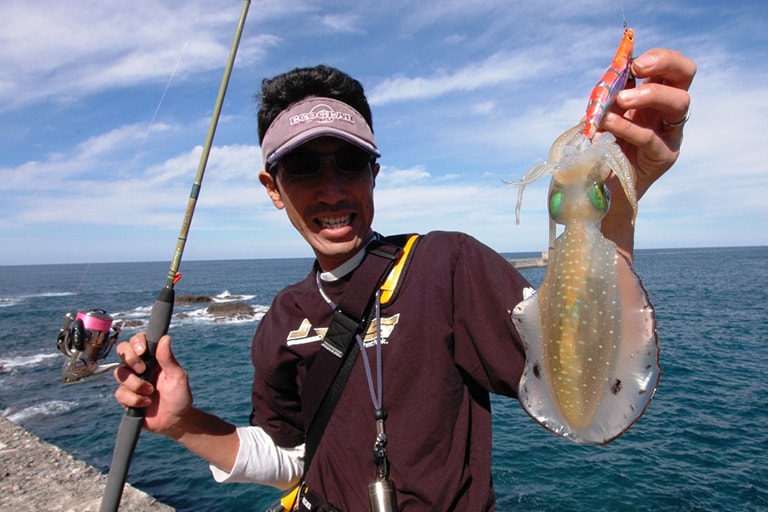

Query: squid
[[508, 27, 660, 445]]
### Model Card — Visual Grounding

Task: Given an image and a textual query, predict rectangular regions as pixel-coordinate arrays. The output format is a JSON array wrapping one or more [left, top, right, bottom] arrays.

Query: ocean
[[1, 246, 766, 511]]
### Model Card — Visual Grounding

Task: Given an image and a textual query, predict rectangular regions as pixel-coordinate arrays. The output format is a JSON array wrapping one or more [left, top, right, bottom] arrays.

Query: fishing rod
[[100, 1, 251, 510]]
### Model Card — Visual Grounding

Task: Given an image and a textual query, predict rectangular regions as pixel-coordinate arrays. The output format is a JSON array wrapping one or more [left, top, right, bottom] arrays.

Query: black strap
[[301, 237, 407, 473]]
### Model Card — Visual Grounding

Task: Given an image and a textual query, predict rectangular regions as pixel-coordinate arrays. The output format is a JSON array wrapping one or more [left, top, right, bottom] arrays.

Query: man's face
[[259, 137, 379, 271]]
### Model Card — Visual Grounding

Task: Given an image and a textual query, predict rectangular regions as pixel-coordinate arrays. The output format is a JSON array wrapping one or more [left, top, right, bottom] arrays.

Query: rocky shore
[[0, 415, 173, 511]]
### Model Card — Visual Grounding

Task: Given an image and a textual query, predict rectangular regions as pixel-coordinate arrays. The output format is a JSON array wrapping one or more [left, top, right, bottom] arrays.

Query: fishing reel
[[56, 309, 121, 383]]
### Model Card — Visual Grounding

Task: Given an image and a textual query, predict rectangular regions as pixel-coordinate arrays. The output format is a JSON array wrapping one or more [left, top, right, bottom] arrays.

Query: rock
[[119, 320, 145, 328], [207, 301, 255, 320], [175, 295, 213, 304]]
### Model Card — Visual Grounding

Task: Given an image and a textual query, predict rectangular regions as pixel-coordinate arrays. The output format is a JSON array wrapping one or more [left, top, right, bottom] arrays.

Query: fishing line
[[127, 16, 200, 175], [66, 262, 91, 310], [621, 0, 630, 28]]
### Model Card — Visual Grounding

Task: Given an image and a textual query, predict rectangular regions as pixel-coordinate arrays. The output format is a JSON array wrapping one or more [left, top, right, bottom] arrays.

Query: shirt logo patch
[[285, 314, 400, 347]]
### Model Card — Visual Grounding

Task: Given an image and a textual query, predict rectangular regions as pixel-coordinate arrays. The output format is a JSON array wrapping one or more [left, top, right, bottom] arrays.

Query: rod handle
[[99, 415, 144, 511], [126, 286, 174, 418]]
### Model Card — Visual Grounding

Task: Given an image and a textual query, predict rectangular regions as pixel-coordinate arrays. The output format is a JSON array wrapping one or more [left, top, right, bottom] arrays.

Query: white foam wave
[[3, 400, 78, 423], [0, 352, 59, 371], [1, 291, 77, 307], [212, 290, 257, 303], [112, 305, 152, 320], [34, 292, 77, 298]]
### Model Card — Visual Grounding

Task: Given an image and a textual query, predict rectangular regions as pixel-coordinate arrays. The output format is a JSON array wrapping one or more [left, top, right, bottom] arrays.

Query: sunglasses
[[270, 146, 374, 178]]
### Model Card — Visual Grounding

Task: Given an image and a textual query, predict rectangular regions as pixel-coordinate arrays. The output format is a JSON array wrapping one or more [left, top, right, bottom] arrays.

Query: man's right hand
[[114, 333, 193, 439]]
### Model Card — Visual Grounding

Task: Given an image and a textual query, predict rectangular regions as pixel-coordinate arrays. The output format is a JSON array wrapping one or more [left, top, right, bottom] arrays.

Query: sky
[[1, 0, 767, 265]]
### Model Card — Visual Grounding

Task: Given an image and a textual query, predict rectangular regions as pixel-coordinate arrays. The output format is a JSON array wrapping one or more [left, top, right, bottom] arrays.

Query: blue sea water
[[1, 246, 766, 511]]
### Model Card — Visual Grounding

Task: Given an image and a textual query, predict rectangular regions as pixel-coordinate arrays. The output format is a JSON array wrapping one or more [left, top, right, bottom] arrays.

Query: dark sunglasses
[[270, 146, 374, 178]]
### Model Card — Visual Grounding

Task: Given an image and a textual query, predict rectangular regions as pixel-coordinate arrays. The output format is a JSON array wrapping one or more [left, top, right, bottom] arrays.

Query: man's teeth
[[318, 215, 351, 229]]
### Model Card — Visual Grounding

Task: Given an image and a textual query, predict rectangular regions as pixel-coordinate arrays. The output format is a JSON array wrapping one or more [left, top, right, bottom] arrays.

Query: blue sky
[[2, 0, 766, 265]]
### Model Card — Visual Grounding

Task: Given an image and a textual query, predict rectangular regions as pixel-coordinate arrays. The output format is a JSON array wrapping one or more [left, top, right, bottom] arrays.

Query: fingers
[[602, 111, 656, 153], [618, 48, 695, 137], [116, 332, 149, 374], [115, 332, 177, 374], [630, 48, 697, 90], [617, 82, 691, 125], [154, 334, 181, 374], [114, 334, 153, 408], [113, 370, 153, 408], [604, 109, 680, 195], [113, 332, 176, 409]]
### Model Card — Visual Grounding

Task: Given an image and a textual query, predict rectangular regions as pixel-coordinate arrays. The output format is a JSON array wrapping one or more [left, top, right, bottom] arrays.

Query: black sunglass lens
[[335, 147, 371, 173], [280, 151, 321, 176]]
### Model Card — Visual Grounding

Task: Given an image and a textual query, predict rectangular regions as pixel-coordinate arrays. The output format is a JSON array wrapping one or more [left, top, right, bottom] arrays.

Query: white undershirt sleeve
[[209, 425, 304, 490]]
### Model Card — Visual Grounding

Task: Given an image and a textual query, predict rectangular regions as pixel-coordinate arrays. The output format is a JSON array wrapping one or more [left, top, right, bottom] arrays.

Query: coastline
[[0, 415, 173, 512]]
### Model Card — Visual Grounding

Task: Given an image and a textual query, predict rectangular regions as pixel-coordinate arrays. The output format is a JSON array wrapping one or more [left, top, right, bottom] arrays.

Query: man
[[115, 49, 695, 510]]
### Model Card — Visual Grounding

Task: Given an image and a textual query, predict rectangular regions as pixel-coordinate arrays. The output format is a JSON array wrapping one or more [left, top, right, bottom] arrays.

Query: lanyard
[[316, 272, 383, 413]]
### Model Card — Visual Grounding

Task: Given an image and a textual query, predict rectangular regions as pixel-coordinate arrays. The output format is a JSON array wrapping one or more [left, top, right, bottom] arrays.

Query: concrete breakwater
[[508, 251, 549, 269], [0, 415, 173, 511]]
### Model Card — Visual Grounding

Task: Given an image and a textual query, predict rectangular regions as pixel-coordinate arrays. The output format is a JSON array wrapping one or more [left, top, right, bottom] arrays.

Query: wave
[[0, 352, 60, 371], [2, 400, 78, 423], [212, 290, 257, 303], [0, 291, 76, 308], [0, 298, 20, 308], [32, 291, 77, 298]]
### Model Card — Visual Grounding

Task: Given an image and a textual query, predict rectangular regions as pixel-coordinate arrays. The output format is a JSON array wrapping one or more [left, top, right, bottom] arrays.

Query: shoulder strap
[[379, 233, 420, 305], [301, 235, 416, 473]]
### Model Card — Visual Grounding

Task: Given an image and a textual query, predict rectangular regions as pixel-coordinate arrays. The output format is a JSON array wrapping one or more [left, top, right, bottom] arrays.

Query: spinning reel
[[56, 309, 121, 383]]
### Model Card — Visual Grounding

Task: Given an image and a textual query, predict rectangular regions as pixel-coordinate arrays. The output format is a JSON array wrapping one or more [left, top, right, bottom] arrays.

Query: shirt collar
[[318, 233, 379, 282]]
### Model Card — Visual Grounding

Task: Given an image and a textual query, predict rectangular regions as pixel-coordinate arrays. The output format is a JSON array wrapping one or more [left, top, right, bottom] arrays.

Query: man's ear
[[372, 162, 380, 187], [258, 170, 285, 209]]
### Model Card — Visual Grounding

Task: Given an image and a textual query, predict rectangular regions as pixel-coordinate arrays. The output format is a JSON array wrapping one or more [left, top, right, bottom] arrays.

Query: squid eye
[[549, 187, 563, 222], [588, 181, 610, 213]]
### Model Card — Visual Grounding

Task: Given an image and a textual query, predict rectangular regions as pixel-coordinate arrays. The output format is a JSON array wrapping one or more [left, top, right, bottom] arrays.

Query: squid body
[[509, 28, 660, 445]]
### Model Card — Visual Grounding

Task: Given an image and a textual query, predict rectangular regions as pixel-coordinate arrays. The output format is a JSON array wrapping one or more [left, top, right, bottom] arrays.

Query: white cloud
[[377, 165, 432, 187], [317, 13, 364, 33], [368, 52, 551, 105], [0, 0, 275, 110]]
